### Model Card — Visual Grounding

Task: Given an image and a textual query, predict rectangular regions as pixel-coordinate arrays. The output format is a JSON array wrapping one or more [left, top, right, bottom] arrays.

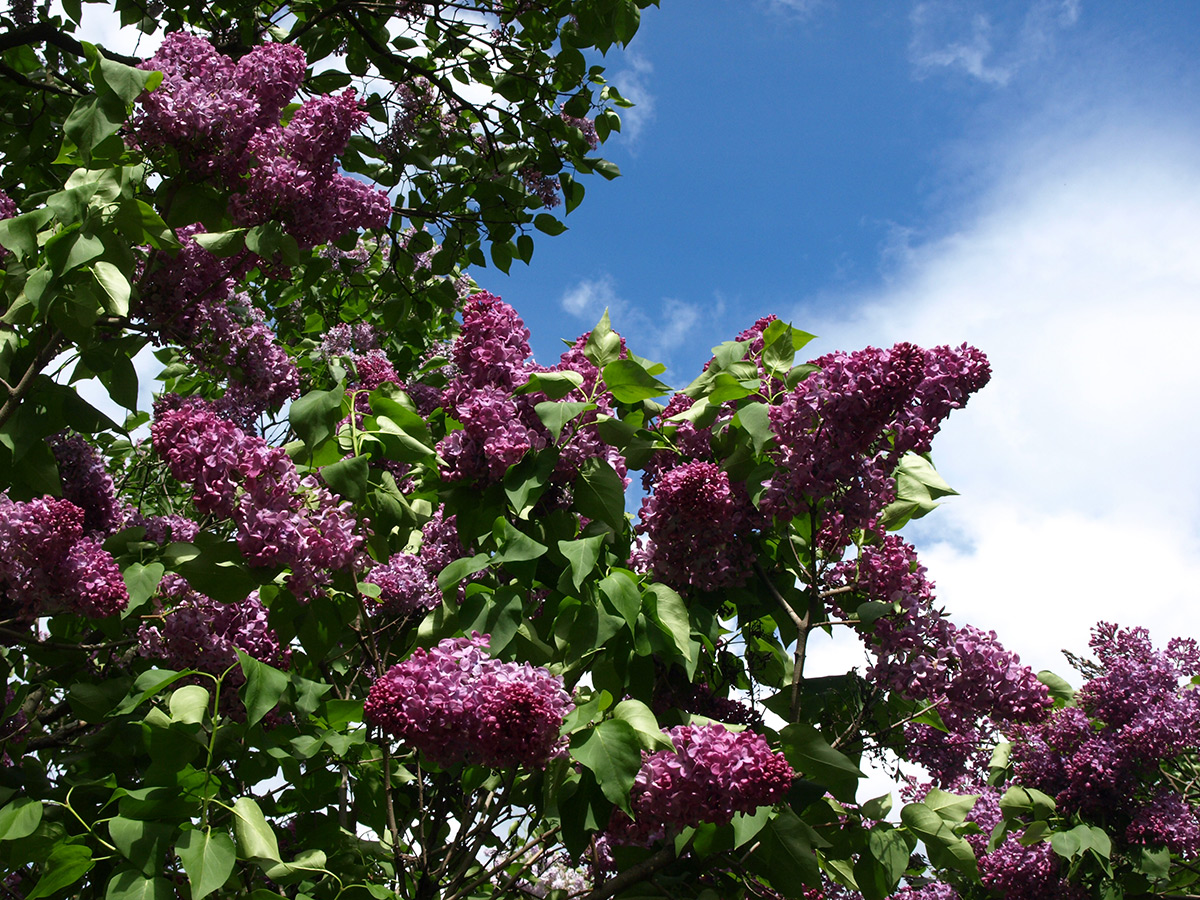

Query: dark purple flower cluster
[[1013, 624, 1200, 845], [138, 227, 298, 423], [560, 108, 599, 150], [763, 343, 990, 545], [364, 553, 439, 617], [138, 574, 289, 675], [133, 34, 391, 247], [631, 461, 761, 594], [520, 169, 561, 208], [0, 189, 16, 220], [828, 536, 1049, 782], [49, 432, 122, 536], [0, 494, 127, 619], [434, 293, 626, 487], [955, 786, 1085, 900], [151, 395, 363, 595], [364, 633, 573, 769], [608, 723, 793, 845]]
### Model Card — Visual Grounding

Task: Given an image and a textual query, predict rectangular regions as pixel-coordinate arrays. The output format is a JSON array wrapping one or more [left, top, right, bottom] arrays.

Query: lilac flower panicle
[[608, 724, 793, 845], [0, 189, 17, 220], [631, 461, 760, 594], [364, 634, 573, 769], [49, 432, 122, 536], [0, 494, 127, 619], [364, 553, 440, 617]]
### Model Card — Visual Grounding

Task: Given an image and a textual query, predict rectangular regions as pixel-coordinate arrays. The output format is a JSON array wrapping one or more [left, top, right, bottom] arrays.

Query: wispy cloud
[[794, 121, 1200, 676], [559, 274, 704, 379], [909, 0, 1080, 85], [610, 52, 656, 145]]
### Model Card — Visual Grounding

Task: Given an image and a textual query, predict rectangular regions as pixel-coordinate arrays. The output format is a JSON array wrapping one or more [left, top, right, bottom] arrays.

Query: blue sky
[[494, 0, 1200, 679]]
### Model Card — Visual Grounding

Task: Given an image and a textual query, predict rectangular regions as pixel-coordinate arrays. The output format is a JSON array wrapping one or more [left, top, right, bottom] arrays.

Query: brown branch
[[0, 327, 63, 431], [754, 561, 810, 722], [0, 22, 140, 66], [583, 844, 677, 900]]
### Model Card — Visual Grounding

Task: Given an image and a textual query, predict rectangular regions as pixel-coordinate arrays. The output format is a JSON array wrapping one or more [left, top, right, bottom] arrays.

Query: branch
[[0, 22, 140, 66], [582, 844, 677, 900], [0, 327, 64, 431]]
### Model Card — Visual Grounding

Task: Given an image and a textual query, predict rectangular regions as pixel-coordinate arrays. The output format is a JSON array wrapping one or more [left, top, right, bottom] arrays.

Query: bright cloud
[[909, 0, 1080, 85], [610, 52, 656, 145], [795, 122, 1200, 677]]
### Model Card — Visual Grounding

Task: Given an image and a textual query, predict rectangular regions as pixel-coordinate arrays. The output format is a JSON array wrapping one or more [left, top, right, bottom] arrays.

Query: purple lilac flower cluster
[[631, 461, 761, 594], [49, 432, 122, 536], [362, 509, 468, 614], [827, 536, 1049, 782], [520, 169, 561, 208], [0, 494, 127, 620], [764, 342, 990, 547], [956, 786, 1086, 899], [0, 189, 16, 220], [133, 34, 391, 247], [138, 574, 289, 675], [560, 108, 599, 150], [434, 292, 626, 487], [364, 633, 573, 769], [151, 395, 363, 595], [138, 227, 299, 424], [387, 77, 456, 154], [1012, 624, 1200, 850], [608, 724, 794, 845]]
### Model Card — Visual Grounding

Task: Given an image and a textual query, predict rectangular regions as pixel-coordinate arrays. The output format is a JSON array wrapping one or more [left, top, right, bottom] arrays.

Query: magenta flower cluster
[[1012, 624, 1200, 851], [608, 724, 793, 845], [828, 535, 1049, 781], [138, 574, 289, 675], [433, 292, 626, 487], [138, 226, 298, 423], [363, 553, 439, 617], [363, 633, 573, 769], [49, 432, 122, 536], [0, 494, 127, 620], [631, 461, 761, 594], [764, 342, 990, 546], [132, 34, 390, 247], [151, 395, 363, 595]]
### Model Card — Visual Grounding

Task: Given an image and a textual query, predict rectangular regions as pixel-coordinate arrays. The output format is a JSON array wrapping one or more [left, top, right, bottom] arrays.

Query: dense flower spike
[[1013, 624, 1200, 832], [49, 432, 122, 536], [151, 395, 363, 594], [631, 461, 760, 593], [0, 495, 127, 619], [138, 574, 289, 675], [609, 724, 793, 845], [364, 634, 573, 769], [364, 553, 440, 616]]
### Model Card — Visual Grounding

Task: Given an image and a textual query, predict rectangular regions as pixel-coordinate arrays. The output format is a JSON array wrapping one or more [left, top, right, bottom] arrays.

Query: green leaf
[[1037, 670, 1075, 705], [582, 310, 622, 368], [867, 827, 910, 891], [900, 803, 978, 878], [27, 843, 93, 899], [574, 457, 627, 531], [534, 213, 567, 236], [599, 571, 642, 632], [736, 401, 773, 453], [602, 358, 671, 403], [290, 385, 345, 452], [611, 699, 674, 752], [643, 583, 694, 671], [569, 719, 642, 814], [0, 798, 42, 841], [518, 370, 585, 399], [321, 455, 369, 503], [492, 518, 548, 563], [748, 807, 821, 893], [779, 723, 864, 802], [535, 400, 592, 440], [924, 788, 980, 825], [437, 552, 492, 591], [63, 92, 127, 157], [169, 685, 210, 725], [108, 817, 174, 877], [91, 261, 131, 316], [122, 562, 164, 618], [1000, 785, 1056, 821], [114, 668, 192, 715], [105, 869, 174, 900], [0, 209, 53, 260], [191, 229, 246, 257], [1138, 846, 1171, 881], [97, 55, 163, 103], [613, 0, 641, 43], [232, 797, 282, 864], [731, 806, 771, 848], [237, 651, 289, 728], [558, 534, 606, 590], [176, 828, 236, 900], [505, 448, 559, 517]]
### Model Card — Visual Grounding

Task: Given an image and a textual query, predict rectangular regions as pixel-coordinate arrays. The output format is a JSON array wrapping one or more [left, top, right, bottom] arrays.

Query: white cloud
[[559, 275, 703, 377], [794, 123, 1200, 677], [610, 52, 656, 145], [909, 0, 1080, 85]]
